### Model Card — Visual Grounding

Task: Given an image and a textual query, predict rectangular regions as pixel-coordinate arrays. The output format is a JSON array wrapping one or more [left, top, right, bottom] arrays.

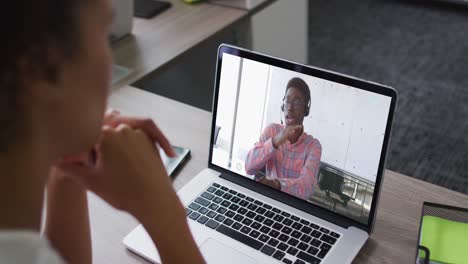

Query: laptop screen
[[211, 47, 395, 226]]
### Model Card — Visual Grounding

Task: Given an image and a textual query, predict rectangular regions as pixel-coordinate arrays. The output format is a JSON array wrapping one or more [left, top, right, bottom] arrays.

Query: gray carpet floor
[[307, 0, 468, 194]]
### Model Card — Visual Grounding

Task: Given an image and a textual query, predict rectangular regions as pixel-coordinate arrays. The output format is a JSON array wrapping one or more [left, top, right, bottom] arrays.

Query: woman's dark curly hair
[[0, 0, 89, 152]]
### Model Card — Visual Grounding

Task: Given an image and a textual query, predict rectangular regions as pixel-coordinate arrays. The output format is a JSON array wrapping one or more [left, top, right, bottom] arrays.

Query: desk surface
[[94, 86, 468, 264]]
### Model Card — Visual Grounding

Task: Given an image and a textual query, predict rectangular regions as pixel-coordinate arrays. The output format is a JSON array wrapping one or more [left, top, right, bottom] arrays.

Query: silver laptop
[[124, 44, 398, 264]]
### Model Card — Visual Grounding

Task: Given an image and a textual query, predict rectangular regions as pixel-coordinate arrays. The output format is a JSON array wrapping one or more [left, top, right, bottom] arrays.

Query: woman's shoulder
[[0, 230, 64, 264]]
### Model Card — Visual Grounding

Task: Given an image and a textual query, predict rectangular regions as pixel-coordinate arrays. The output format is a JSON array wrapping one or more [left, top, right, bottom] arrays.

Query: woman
[[0, 0, 204, 263]]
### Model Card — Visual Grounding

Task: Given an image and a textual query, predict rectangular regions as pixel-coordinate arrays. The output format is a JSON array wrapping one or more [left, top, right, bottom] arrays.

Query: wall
[[215, 54, 241, 151], [214, 56, 271, 176]]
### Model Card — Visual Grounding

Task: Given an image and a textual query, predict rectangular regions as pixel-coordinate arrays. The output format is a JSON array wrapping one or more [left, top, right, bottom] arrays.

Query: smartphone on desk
[[134, 0, 172, 19], [159, 146, 190, 176]]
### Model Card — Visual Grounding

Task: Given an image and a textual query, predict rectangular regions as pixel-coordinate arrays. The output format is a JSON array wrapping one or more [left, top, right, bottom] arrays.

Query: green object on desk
[[183, 0, 203, 3], [419, 216, 468, 264]]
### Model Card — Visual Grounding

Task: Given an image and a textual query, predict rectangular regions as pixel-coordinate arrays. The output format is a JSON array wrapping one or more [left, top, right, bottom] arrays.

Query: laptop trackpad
[[199, 238, 257, 264]]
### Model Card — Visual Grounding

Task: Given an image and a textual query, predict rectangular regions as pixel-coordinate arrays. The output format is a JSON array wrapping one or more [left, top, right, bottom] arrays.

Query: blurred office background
[[134, 0, 468, 194]]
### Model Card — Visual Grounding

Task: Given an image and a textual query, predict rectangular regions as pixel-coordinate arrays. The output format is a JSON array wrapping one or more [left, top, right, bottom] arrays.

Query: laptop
[[123, 44, 398, 264]]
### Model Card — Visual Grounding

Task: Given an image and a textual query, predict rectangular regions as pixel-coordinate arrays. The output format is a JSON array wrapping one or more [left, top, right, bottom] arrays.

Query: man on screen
[[245, 77, 322, 200]]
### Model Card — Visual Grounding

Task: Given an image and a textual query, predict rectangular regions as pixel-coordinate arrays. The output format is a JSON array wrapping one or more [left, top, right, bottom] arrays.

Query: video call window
[[212, 53, 392, 225]]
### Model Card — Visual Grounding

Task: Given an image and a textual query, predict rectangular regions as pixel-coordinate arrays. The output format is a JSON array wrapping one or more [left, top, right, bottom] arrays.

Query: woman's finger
[[105, 116, 176, 157]]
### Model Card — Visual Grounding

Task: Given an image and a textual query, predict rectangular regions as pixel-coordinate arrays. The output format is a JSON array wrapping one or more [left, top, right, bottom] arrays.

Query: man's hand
[[258, 177, 281, 190], [272, 125, 302, 148]]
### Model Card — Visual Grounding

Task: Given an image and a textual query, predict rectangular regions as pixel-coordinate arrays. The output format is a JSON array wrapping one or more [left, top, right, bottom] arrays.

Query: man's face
[[283, 87, 307, 126]]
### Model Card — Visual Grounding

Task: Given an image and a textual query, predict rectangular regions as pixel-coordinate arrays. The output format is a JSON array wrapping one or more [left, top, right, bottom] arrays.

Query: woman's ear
[[18, 47, 64, 107]]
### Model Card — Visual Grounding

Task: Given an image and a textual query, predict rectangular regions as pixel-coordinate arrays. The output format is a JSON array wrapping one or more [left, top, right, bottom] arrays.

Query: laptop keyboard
[[185, 183, 341, 264]]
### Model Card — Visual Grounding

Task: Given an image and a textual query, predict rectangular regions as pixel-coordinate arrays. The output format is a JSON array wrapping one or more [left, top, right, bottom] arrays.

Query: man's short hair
[[285, 77, 311, 104]]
